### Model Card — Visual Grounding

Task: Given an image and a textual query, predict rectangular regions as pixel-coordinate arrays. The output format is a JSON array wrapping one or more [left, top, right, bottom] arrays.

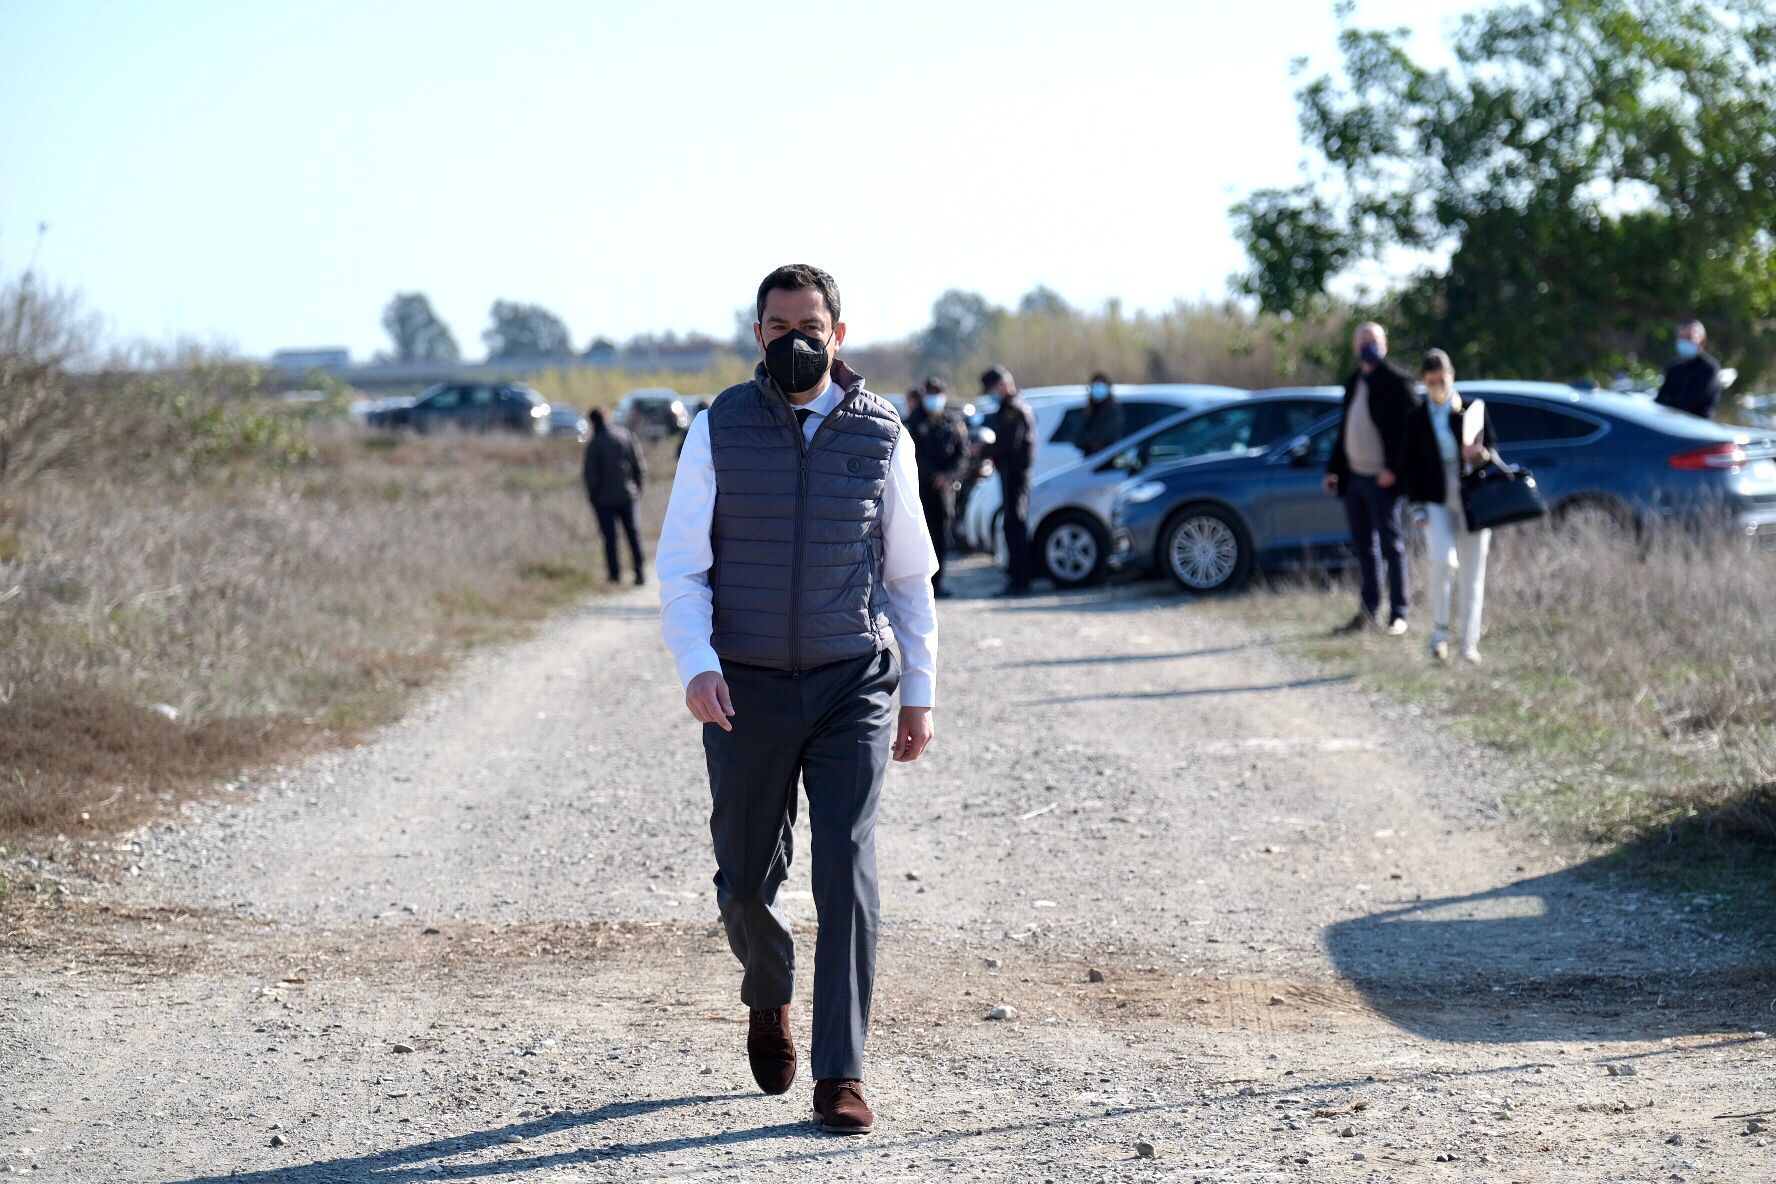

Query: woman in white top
[[1402, 349, 1498, 663]]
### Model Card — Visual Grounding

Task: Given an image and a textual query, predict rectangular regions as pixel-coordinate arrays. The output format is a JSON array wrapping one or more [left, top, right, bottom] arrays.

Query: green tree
[[483, 300, 573, 360], [1232, 0, 1776, 384], [381, 292, 460, 363], [1016, 285, 1074, 318], [915, 289, 1004, 375]]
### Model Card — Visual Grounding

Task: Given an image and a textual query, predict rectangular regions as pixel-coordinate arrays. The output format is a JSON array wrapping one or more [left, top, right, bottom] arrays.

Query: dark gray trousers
[[702, 648, 898, 1081]]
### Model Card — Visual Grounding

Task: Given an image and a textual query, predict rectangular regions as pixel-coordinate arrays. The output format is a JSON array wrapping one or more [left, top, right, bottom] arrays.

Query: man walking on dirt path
[[581, 407, 648, 585], [1325, 321, 1418, 635], [655, 263, 939, 1136]]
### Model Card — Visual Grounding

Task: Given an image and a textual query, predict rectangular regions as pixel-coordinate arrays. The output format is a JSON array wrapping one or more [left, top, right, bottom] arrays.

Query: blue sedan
[[1111, 381, 1776, 592]]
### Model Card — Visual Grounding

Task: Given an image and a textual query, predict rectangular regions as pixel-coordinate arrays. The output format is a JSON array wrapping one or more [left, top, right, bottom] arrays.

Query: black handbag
[[1460, 460, 1546, 530]]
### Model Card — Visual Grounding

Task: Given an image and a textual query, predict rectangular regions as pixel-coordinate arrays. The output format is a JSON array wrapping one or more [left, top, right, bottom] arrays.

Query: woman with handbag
[[1404, 349, 1498, 664]]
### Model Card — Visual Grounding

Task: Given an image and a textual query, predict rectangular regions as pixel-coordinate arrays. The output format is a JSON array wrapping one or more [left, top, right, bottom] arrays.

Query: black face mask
[[763, 329, 832, 396]]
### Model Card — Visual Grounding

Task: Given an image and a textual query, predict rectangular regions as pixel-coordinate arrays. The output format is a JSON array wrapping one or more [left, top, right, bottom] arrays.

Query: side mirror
[[1112, 447, 1141, 471]]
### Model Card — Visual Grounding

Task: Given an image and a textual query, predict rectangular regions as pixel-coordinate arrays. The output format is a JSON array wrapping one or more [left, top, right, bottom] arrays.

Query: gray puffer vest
[[707, 360, 900, 672]]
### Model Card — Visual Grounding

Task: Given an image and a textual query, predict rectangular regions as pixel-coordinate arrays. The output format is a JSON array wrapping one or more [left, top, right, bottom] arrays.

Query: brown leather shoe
[[746, 1006, 795, 1095], [812, 1078, 874, 1135]]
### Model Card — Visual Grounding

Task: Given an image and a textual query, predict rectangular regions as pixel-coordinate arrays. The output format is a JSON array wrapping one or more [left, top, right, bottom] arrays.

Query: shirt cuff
[[899, 671, 934, 709], [675, 645, 723, 690]]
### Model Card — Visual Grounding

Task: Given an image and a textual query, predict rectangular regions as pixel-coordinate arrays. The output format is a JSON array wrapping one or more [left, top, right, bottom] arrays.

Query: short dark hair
[[1089, 371, 1112, 386], [923, 376, 948, 395], [1420, 348, 1452, 374], [981, 365, 1013, 392], [756, 264, 840, 324], [588, 407, 606, 431]]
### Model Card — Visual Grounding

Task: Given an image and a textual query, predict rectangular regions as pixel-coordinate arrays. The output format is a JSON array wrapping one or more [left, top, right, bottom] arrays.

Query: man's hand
[[892, 706, 933, 763], [1322, 473, 1339, 495], [1376, 468, 1397, 489], [685, 671, 734, 731]]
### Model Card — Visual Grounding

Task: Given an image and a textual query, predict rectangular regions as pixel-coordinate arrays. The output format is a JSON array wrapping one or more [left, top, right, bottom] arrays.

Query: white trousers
[[1423, 483, 1491, 649]]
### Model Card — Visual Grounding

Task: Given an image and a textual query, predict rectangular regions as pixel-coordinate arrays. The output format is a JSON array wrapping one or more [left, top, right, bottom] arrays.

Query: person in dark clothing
[[1074, 371, 1125, 457], [581, 408, 648, 585], [906, 377, 969, 598], [981, 365, 1037, 596], [1324, 321, 1420, 635], [1655, 320, 1723, 419]]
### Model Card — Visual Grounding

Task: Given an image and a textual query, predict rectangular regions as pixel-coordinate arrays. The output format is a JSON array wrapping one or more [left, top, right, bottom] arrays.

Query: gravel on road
[[4, 556, 1772, 1182]]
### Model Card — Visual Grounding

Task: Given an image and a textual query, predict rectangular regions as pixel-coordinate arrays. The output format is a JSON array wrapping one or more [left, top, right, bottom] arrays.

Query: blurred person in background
[[1403, 349, 1497, 664], [1325, 322, 1419, 635], [1074, 371, 1124, 456], [581, 407, 648, 586], [982, 365, 1037, 596], [907, 376, 969, 598], [1655, 319, 1723, 419]]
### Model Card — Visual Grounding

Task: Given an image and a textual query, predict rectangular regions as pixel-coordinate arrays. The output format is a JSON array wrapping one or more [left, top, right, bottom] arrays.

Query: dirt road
[[4, 557, 1772, 1182]]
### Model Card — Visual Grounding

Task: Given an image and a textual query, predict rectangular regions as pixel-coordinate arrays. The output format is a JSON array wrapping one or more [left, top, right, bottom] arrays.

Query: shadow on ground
[[159, 1093, 1202, 1183], [1325, 833, 1776, 1045]]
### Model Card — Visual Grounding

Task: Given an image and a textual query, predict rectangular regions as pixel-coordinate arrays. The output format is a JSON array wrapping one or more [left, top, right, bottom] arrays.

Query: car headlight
[[531, 404, 549, 418], [1120, 480, 1166, 506]]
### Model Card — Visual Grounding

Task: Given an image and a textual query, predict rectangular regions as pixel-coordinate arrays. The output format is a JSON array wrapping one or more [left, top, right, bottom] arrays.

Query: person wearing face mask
[[981, 365, 1038, 595], [655, 264, 940, 1136], [906, 376, 969, 598], [1074, 372, 1124, 457], [1655, 320, 1723, 419], [1325, 321, 1420, 635], [1403, 349, 1497, 664]]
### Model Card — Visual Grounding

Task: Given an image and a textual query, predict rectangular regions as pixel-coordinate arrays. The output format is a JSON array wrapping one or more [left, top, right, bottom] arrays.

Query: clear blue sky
[[1, 0, 1480, 360]]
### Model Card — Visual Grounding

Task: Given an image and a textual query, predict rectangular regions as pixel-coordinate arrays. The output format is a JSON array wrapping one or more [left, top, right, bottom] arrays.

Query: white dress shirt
[[657, 378, 941, 706]]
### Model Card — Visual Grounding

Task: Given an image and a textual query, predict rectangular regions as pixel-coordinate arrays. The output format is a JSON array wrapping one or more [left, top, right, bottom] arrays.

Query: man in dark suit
[[1655, 320, 1724, 419], [1324, 322, 1419, 634], [981, 365, 1037, 596], [581, 408, 648, 585]]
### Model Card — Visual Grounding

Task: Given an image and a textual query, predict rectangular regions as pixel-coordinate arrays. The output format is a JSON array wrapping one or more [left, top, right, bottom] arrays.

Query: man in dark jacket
[[907, 376, 969, 598], [1324, 322, 1419, 634], [982, 365, 1037, 596], [1074, 371, 1125, 457], [1655, 320, 1723, 419], [581, 408, 648, 585]]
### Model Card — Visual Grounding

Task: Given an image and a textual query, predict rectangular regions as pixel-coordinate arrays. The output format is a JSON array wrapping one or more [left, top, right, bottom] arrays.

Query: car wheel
[[1037, 512, 1109, 587], [1160, 505, 1252, 593]]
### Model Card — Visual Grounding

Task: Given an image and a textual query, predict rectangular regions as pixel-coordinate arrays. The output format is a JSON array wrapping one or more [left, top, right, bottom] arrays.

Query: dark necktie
[[794, 408, 812, 432]]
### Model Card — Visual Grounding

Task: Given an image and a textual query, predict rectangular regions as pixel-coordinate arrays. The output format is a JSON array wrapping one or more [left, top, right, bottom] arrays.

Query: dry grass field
[[1211, 522, 1776, 905], [0, 419, 670, 838]]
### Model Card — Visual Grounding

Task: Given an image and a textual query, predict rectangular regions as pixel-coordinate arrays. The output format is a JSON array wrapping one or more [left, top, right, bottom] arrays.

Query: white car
[[958, 384, 1247, 554]]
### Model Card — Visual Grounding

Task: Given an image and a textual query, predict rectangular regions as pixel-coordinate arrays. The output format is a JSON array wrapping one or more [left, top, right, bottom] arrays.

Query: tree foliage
[[1233, 0, 1776, 383], [482, 300, 573, 360], [914, 289, 1005, 375], [381, 292, 460, 364]]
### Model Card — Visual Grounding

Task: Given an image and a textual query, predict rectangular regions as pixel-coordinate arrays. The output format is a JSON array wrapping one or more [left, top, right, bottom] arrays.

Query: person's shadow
[[161, 1093, 806, 1184], [1324, 833, 1776, 1045]]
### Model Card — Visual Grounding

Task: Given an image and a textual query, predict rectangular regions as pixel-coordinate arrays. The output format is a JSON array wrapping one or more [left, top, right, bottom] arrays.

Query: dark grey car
[[1112, 382, 1776, 592]]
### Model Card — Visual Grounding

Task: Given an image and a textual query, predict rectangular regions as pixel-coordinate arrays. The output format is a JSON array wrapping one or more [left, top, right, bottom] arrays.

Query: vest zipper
[[787, 381, 858, 675]]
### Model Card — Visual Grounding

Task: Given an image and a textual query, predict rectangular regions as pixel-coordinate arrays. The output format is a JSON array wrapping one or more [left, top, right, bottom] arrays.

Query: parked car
[[1111, 381, 1776, 593], [365, 382, 551, 435], [957, 384, 1247, 552], [548, 404, 590, 442], [616, 389, 689, 440], [1021, 388, 1340, 586]]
